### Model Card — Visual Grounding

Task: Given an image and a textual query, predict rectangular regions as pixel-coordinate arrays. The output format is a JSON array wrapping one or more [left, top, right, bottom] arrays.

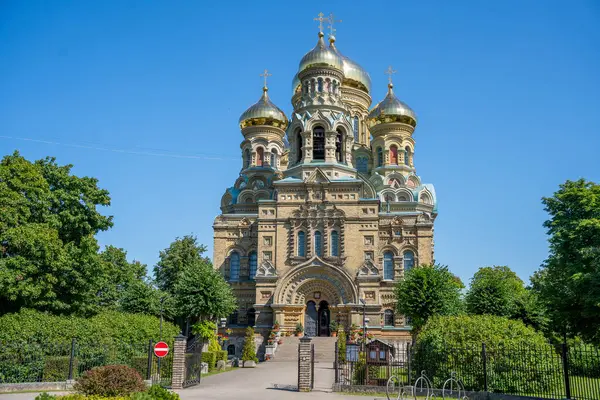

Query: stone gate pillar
[[298, 337, 312, 392], [171, 334, 187, 389]]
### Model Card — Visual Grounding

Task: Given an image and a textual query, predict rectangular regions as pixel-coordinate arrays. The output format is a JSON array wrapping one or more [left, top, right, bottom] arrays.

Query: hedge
[[201, 352, 217, 371], [414, 315, 560, 395], [0, 309, 180, 347]]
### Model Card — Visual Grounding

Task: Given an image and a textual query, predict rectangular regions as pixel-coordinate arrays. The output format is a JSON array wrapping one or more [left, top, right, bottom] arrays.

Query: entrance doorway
[[318, 301, 330, 337], [305, 301, 318, 337]]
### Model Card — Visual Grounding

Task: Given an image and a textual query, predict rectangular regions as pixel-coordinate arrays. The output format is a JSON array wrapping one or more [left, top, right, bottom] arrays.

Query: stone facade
[[214, 26, 437, 351]]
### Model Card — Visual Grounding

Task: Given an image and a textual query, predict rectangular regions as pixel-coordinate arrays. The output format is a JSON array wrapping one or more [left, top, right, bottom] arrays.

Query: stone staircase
[[271, 336, 337, 363]]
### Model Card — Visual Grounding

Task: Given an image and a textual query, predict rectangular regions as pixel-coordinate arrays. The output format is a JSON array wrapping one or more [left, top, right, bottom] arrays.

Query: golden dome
[[239, 87, 288, 129], [298, 32, 344, 73], [330, 37, 371, 94], [368, 83, 417, 127]]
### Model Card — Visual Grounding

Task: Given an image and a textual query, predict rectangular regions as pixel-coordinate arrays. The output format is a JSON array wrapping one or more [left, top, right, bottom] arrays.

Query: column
[[171, 334, 187, 389], [298, 337, 313, 392]]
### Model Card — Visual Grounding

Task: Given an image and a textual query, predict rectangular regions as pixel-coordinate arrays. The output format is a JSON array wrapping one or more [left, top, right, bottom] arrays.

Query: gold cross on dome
[[314, 12, 327, 32], [385, 65, 397, 84], [260, 69, 272, 87], [327, 13, 342, 37]]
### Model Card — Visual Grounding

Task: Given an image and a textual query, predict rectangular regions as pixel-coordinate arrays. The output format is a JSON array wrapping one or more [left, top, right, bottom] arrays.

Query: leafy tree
[[173, 257, 236, 322], [154, 235, 208, 294], [395, 264, 464, 338], [241, 327, 258, 362], [532, 179, 600, 344], [466, 266, 525, 317]]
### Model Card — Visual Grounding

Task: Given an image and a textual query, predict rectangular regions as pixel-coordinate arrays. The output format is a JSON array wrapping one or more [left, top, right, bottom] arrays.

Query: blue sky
[[1, 1, 599, 285]]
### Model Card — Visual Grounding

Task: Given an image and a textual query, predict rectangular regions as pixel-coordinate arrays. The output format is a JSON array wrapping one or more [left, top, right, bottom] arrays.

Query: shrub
[[415, 315, 559, 394], [73, 365, 145, 396], [35, 393, 56, 400], [146, 384, 180, 400], [567, 339, 600, 378], [201, 352, 217, 370], [241, 327, 258, 362], [215, 350, 227, 363], [43, 356, 73, 382], [337, 330, 346, 363]]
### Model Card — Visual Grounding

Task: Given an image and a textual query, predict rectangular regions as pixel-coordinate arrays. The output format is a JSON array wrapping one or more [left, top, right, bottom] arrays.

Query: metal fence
[[335, 341, 600, 400], [0, 339, 173, 387]]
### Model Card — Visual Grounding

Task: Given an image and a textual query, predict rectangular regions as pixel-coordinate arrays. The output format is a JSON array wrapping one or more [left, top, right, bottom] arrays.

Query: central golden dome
[[330, 37, 371, 94], [298, 32, 344, 73]]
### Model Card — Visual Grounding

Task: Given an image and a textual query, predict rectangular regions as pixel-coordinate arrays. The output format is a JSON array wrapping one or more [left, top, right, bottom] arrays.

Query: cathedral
[[213, 15, 437, 350]]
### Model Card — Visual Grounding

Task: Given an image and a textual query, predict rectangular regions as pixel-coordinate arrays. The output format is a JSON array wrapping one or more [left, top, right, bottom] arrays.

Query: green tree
[[241, 326, 258, 362], [173, 257, 236, 322], [466, 266, 525, 317], [395, 264, 464, 338], [532, 179, 600, 344], [154, 235, 208, 294]]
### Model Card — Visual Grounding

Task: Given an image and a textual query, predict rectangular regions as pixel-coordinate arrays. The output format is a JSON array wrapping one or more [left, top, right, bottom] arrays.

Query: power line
[[0, 135, 239, 161]]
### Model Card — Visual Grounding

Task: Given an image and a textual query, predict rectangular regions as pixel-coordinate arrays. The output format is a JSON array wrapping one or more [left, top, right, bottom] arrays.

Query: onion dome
[[298, 32, 344, 73], [239, 87, 288, 129], [292, 74, 301, 95], [368, 83, 417, 127], [329, 37, 371, 94]]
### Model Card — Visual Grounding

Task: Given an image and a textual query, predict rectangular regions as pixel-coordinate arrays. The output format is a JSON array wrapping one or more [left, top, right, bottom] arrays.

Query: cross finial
[[260, 69, 272, 88], [327, 13, 342, 37], [385, 65, 397, 85], [314, 12, 327, 32]]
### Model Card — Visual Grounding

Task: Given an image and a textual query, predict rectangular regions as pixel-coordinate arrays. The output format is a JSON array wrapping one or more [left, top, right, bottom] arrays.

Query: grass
[[202, 366, 238, 378]]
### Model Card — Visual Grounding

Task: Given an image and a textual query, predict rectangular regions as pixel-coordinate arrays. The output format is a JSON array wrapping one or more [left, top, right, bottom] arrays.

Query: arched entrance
[[318, 301, 330, 336], [305, 301, 318, 337]]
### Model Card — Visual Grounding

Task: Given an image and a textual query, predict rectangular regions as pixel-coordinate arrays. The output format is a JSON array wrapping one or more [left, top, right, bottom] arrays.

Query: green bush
[[241, 327, 258, 362], [0, 309, 180, 346], [337, 330, 346, 363], [215, 350, 227, 362], [201, 352, 217, 370], [567, 339, 600, 378], [34, 393, 56, 400], [146, 384, 180, 400], [43, 356, 73, 382], [415, 315, 559, 395], [73, 365, 145, 396]]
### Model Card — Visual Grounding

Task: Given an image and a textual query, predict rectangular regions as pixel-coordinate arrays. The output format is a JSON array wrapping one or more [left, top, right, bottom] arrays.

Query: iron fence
[[0, 339, 173, 387], [335, 341, 600, 400]]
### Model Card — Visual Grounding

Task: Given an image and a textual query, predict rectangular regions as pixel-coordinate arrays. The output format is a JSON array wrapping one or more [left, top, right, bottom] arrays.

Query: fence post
[[68, 338, 76, 380], [171, 334, 187, 390], [482, 343, 488, 392], [562, 342, 571, 399], [334, 340, 339, 383], [407, 343, 412, 385], [146, 339, 153, 381]]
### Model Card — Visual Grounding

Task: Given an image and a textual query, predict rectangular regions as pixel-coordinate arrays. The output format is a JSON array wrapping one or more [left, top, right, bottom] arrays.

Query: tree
[[466, 266, 526, 317], [173, 257, 236, 322], [395, 264, 464, 337], [532, 179, 600, 344], [154, 235, 208, 294], [241, 326, 258, 363], [0, 152, 114, 315]]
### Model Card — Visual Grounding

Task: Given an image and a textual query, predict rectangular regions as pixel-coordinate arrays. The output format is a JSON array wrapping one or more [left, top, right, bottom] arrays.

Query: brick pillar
[[171, 334, 187, 389], [298, 337, 312, 392]]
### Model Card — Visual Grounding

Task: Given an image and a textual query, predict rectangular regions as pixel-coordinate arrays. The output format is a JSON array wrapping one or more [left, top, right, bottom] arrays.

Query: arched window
[[230, 252, 240, 282], [227, 344, 236, 356], [335, 129, 343, 162], [310, 80, 316, 94], [357, 157, 368, 173], [247, 308, 256, 327], [403, 250, 414, 272], [249, 251, 257, 280], [377, 147, 383, 167], [383, 251, 394, 280], [384, 310, 395, 327], [317, 78, 323, 92], [244, 149, 250, 169], [326, 78, 332, 93], [256, 147, 264, 167], [313, 127, 325, 160], [353, 116, 359, 142], [270, 149, 278, 168], [229, 310, 238, 325], [297, 231, 306, 257], [390, 145, 398, 165], [314, 231, 322, 257], [330, 230, 339, 257], [404, 146, 411, 166], [296, 130, 303, 163]]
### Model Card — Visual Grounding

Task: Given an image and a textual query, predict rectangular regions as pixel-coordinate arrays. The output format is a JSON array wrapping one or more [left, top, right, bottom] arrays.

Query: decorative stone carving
[[256, 260, 277, 277], [357, 260, 379, 277]]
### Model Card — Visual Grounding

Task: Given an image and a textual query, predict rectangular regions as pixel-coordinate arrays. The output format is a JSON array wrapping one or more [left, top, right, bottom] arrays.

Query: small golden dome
[[239, 87, 288, 129], [368, 83, 417, 127], [298, 32, 344, 73], [330, 37, 371, 94]]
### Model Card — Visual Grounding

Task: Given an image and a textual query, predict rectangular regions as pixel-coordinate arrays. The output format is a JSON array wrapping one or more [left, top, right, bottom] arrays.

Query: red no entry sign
[[154, 341, 169, 358]]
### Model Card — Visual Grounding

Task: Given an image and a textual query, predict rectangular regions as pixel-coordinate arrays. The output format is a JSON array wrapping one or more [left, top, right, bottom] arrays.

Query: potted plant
[[329, 321, 338, 337], [241, 327, 258, 367], [272, 321, 280, 332], [295, 323, 304, 337]]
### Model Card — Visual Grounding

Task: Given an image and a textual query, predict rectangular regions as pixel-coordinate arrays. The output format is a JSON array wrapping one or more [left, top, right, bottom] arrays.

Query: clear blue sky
[[1, 1, 599, 285]]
